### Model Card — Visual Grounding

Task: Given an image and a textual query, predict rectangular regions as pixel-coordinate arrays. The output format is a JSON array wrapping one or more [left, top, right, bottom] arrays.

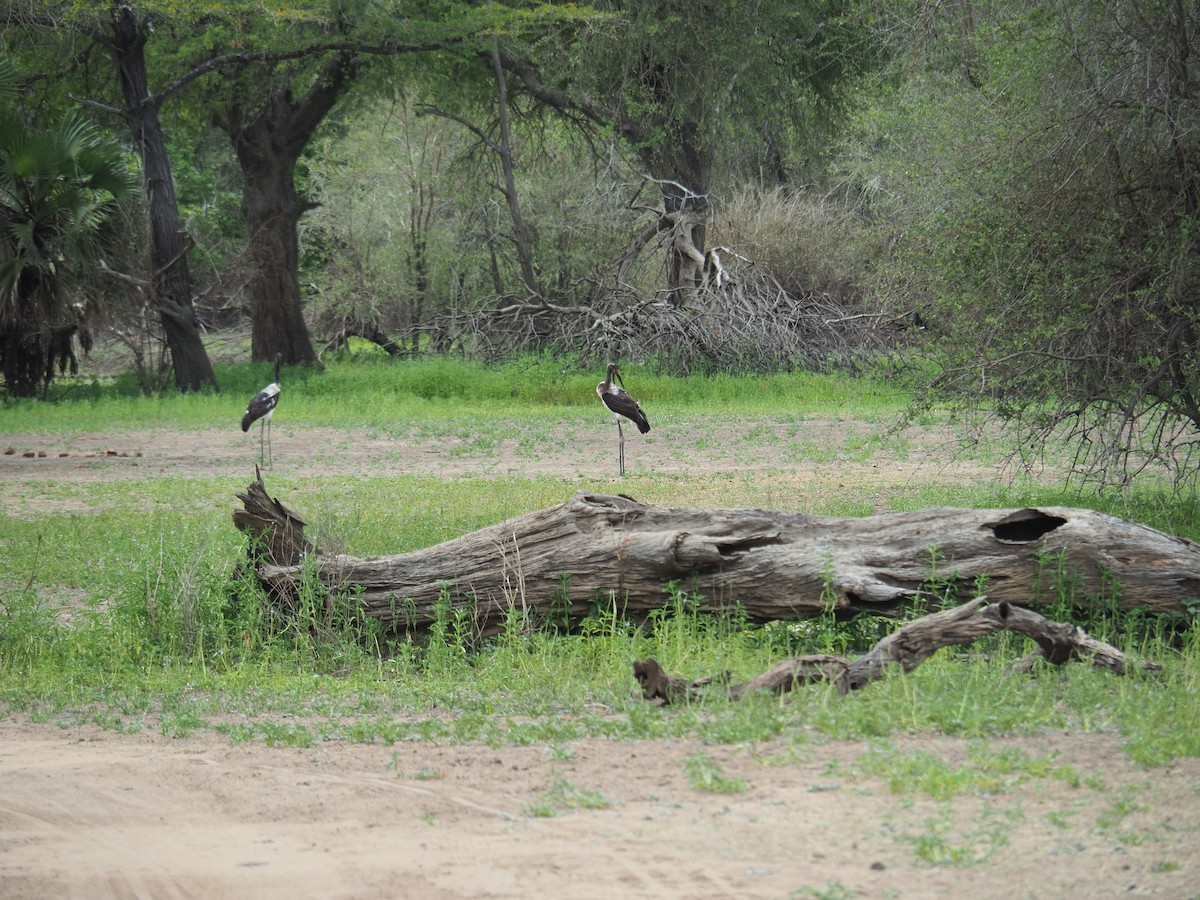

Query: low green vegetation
[[526, 774, 611, 817], [683, 751, 749, 794], [847, 743, 1103, 799], [1, 355, 1198, 776], [0, 351, 910, 432]]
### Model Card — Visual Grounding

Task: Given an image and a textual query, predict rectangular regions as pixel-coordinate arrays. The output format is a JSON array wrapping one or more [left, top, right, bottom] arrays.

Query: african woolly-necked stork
[[242, 352, 282, 466], [596, 363, 650, 476]]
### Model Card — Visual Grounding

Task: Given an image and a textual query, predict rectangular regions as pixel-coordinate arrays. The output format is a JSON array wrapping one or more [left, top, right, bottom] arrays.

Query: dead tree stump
[[232, 467, 315, 567]]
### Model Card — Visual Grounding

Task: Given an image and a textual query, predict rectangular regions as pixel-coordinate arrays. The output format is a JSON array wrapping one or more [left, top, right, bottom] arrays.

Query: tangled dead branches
[[428, 249, 890, 374]]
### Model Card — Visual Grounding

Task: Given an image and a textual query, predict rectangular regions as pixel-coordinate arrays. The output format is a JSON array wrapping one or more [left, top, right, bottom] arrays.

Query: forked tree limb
[[232, 479, 1200, 640], [633, 597, 1162, 704]]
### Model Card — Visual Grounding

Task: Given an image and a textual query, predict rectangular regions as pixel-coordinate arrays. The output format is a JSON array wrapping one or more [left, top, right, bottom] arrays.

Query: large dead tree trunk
[[234, 480, 1200, 639]]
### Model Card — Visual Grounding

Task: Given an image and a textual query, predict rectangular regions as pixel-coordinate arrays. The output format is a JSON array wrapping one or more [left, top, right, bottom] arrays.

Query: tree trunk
[[233, 483, 1200, 640], [236, 150, 318, 366], [216, 53, 360, 365], [645, 131, 711, 305], [108, 5, 218, 393], [490, 39, 538, 298]]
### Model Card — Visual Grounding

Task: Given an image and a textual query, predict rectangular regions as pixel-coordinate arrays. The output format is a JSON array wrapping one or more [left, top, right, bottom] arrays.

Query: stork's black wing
[[601, 388, 651, 433], [241, 384, 279, 431]]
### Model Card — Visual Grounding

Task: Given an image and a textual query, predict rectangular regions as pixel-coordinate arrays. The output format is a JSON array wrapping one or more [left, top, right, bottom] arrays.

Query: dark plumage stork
[[242, 353, 282, 466], [596, 363, 650, 476]]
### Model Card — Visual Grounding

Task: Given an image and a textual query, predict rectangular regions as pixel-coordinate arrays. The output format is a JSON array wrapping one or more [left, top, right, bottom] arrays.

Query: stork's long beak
[[612, 365, 625, 388]]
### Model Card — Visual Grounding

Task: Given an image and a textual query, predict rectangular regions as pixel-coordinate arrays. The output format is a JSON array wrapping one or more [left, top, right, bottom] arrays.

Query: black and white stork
[[596, 363, 650, 476], [242, 352, 282, 466]]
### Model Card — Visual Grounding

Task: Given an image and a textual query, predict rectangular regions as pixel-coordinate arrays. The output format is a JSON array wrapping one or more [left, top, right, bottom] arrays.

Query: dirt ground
[[2, 721, 1198, 900], [2, 422, 1198, 898]]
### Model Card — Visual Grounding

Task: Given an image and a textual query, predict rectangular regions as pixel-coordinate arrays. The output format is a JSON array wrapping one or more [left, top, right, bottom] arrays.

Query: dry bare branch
[[634, 596, 1162, 704]]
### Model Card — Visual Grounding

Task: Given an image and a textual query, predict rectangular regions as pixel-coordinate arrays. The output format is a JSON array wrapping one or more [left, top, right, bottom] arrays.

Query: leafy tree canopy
[[498, 0, 881, 193]]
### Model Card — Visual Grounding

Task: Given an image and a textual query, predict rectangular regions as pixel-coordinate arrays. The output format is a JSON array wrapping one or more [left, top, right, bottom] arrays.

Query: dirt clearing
[[2, 421, 1195, 898], [2, 720, 1197, 899]]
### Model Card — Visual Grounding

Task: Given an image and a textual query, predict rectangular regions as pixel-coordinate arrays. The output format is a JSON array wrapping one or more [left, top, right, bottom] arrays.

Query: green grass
[[1, 352, 1198, 773], [850, 742, 1098, 799], [0, 352, 909, 433]]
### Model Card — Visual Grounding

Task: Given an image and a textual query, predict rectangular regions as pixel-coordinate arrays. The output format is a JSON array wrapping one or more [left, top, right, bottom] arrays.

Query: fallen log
[[632, 596, 1163, 704], [232, 475, 1200, 639]]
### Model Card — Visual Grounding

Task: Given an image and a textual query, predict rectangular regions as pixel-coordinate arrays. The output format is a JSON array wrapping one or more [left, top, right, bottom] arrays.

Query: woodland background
[[2, 0, 1198, 489]]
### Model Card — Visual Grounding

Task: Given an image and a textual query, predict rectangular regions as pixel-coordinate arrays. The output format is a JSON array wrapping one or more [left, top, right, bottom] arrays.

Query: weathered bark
[[233, 468, 315, 568], [214, 55, 360, 365], [658, 183, 709, 303], [107, 5, 218, 393], [233, 481, 1200, 639], [633, 596, 1162, 704]]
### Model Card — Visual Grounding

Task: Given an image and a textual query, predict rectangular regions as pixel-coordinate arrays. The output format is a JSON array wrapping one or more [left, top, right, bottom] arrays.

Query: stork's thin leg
[[266, 418, 273, 467], [618, 419, 625, 476], [259, 420, 266, 466]]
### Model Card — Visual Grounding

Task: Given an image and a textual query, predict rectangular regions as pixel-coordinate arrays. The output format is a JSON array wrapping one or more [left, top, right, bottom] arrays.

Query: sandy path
[[2, 721, 1197, 899]]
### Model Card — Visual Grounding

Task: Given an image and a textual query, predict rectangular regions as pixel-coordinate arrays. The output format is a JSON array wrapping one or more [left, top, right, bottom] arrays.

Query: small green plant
[[901, 807, 1011, 867], [914, 544, 964, 614], [814, 553, 850, 654], [683, 752, 747, 794], [1046, 811, 1072, 830], [547, 572, 574, 632], [1096, 792, 1150, 834], [424, 583, 471, 674], [160, 708, 207, 739], [257, 721, 317, 748], [386, 754, 442, 780], [1033, 549, 1081, 622], [789, 881, 858, 899], [90, 710, 143, 734], [525, 774, 610, 817]]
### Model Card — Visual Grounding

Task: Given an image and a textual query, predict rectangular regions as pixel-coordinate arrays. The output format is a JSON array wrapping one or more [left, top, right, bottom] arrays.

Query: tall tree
[[2, 1, 220, 391], [101, 2, 219, 391], [201, 2, 590, 362], [495, 0, 879, 298], [211, 51, 361, 365]]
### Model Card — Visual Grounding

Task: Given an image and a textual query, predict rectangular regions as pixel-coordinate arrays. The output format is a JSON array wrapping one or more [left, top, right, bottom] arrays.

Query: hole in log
[[843, 591, 907, 618], [715, 534, 781, 556], [987, 509, 1068, 543]]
